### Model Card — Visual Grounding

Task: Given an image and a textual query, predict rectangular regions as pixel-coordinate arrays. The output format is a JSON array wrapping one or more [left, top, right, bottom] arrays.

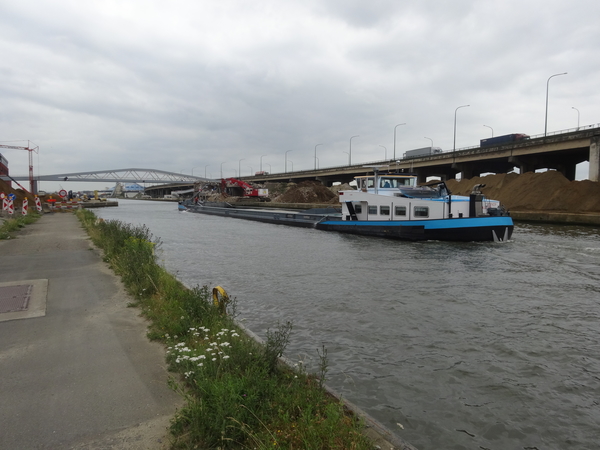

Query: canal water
[[95, 200, 600, 450]]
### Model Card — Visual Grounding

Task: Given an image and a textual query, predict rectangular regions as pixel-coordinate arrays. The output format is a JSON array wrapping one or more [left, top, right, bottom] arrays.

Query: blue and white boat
[[315, 170, 513, 242]]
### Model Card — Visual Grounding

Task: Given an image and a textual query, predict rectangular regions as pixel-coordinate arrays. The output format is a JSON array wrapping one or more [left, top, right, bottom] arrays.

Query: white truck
[[403, 146, 443, 159]]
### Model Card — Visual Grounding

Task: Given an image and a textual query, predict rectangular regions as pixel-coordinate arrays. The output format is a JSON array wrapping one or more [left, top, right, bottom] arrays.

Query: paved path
[[0, 213, 182, 449]]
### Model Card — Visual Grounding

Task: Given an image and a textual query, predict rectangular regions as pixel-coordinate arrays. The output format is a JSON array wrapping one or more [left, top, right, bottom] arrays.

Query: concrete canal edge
[[510, 210, 600, 226], [232, 320, 418, 450]]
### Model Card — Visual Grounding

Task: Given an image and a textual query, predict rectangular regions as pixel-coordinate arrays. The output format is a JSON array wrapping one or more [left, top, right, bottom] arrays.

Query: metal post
[[453, 105, 470, 152], [393, 123, 405, 160], [545, 72, 567, 136], [285, 150, 292, 173], [314, 144, 322, 170], [572, 107, 580, 130], [349, 135, 359, 166]]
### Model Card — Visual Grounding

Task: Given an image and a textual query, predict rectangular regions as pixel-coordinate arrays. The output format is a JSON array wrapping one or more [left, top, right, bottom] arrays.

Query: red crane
[[0, 141, 39, 193]]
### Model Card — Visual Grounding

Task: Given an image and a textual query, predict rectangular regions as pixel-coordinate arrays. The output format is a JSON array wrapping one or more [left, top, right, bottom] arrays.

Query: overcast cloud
[[1, 0, 598, 190]]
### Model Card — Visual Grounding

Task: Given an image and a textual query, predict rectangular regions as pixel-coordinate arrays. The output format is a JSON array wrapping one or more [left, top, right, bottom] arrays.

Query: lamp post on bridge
[[260, 155, 266, 173], [453, 105, 470, 153], [349, 135, 359, 166], [285, 150, 293, 173], [238, 158, 245, 179], [220, 162, 225, 179], [393, 123, 406, 160], [314, 144, 322, 170], [544, 72, 567, 137], [424, 137, 433, 147], [483, 125, 493, 137], [205, 164, 209, 178], [572, 107, 580, 130], [379, 145, 387, 160]]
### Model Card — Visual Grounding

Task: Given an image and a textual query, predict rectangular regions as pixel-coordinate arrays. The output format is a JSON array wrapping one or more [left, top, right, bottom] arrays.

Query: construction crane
[[0, 141, 39, 193]]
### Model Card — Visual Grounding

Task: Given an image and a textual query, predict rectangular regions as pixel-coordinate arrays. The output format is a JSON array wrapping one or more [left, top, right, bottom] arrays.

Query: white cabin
[[338, 174, 500, 221]]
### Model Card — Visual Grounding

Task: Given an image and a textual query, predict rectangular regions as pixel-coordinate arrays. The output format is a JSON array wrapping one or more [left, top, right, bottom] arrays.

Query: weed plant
[[77, 209, 373, 450], [0, 212, 41, 240]]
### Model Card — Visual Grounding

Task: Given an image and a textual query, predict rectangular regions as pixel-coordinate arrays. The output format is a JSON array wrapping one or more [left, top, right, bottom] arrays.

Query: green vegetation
[[0, 212, 41, 240], [76, 209, 372, 450]]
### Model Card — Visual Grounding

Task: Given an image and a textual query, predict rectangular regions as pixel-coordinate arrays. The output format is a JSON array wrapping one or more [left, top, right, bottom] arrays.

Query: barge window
[[354, 203, 362, 214], [380, 205, 390, 215], [368, 205, 377, 215], [395, 206, 406, 216], [414, 206, 429, 217]]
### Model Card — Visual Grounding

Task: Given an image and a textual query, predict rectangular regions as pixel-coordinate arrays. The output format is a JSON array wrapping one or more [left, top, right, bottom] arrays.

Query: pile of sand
[[445, 171, 600, 213], [0, 179, 37, 205], [274, 181, 337, 204]]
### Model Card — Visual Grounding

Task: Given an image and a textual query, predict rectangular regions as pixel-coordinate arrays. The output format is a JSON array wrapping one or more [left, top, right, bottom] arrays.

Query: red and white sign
[[35, 196, 42, 212], [7, 199, 14, 215], [21, 198, 28, 216], [59, 189, 68, 198]]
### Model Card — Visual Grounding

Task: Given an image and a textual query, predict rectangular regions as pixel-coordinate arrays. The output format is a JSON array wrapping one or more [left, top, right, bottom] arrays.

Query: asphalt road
[[0, 212, 182, 449]]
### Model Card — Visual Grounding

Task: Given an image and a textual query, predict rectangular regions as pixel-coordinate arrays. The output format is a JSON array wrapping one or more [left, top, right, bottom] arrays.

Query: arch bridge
[[2, 168, 207, 190]]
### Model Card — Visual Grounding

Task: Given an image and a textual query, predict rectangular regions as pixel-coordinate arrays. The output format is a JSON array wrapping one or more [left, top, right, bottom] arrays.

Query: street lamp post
[[220, 162, 225, 179], [349, 135, 359, 166], [314, 144, 322, 170], [393, 123, 406, 160], [238, 158, 245, 178], [343, 151, 350, 165], [248, 166, 253, 176], [545, 72, 567, 137], [205, 164, 209, 178], [424, 137, 433, 147], [288, 160, 293, 171], [453, 105, 470, 152], [379, 145, 387, 160], [483, 125, 493, 137], [285, 150, 293, 173], [572, 107, 580, 130], [260, 155, 266, 172], [266, 163, 272, 173]]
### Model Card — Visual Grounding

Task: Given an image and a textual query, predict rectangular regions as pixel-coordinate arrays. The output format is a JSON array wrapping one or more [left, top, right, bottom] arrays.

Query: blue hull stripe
[[318, 216, 513, 230]]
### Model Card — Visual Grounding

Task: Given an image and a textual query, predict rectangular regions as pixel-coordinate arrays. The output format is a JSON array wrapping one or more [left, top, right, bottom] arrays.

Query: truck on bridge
[[480, 133, 529, 147], [403, 146, 443, 159]]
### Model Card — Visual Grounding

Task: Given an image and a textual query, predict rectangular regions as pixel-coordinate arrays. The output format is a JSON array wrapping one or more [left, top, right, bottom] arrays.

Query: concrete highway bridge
[[246, 125, 600, 186]]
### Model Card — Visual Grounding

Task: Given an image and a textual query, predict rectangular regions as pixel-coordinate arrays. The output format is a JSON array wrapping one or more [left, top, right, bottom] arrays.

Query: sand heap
[[273, 181, 338, 204], [445, 171, 600, 213], [0, 179, 36, 206]]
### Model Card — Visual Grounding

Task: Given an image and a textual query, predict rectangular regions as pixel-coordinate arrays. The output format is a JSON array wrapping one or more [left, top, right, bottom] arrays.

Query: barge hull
[[316, 217, 514, 242]]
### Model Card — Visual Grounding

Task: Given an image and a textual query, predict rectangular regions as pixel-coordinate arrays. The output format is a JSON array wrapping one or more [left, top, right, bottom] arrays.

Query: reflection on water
[[97, 201, 600, 449]]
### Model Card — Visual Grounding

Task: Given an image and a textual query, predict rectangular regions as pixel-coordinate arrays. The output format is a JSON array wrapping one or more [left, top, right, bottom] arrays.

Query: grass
[[76, 209, 373, 450], [0, 212, 41, 240]]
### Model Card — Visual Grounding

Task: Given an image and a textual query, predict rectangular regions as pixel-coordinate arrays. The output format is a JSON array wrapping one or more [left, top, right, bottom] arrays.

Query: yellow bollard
[[212, 286, 229, 315]]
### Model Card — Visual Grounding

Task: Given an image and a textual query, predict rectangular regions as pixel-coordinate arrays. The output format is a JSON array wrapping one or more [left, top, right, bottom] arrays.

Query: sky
[[1, 0, 599, 192]]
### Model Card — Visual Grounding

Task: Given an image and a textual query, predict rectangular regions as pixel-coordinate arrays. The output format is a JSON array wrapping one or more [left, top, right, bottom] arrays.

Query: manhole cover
[[0, 284, 33, 313]]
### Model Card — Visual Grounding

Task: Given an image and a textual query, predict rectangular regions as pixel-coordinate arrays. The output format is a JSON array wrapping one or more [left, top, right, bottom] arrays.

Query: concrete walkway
[[0, 213, 182, 449]]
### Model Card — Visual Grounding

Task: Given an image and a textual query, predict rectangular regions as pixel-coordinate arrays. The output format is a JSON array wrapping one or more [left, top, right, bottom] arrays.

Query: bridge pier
[[508, 156, 535, 174], [590, 136, 600, 182]]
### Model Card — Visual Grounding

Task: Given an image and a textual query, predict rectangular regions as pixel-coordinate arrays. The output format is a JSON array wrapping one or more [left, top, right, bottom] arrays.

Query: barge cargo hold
[[180, 202, 341, 228]]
